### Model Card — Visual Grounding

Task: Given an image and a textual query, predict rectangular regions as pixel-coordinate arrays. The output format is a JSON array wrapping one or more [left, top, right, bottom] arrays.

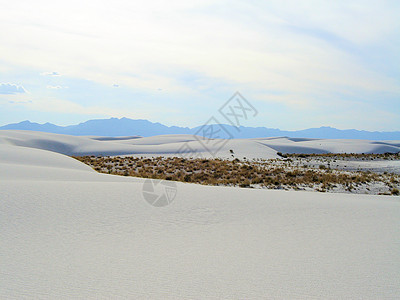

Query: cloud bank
[[0, 83, 26, 95], [0, 0, 399, 130]]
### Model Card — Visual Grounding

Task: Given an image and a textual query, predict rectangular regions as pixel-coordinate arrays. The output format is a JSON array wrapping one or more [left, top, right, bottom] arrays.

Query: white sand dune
[[1, 130, 399, 160], [255, 137, 400, 155], [0, 144, 140, 182], [1, 131, 400, 299]]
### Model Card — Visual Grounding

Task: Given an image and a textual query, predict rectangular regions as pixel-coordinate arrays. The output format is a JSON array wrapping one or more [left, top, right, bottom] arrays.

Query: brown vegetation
[[72, 155, 400, 195]]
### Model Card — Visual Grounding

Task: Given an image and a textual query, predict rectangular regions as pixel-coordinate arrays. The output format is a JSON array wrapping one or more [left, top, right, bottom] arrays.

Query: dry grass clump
[[284, 152, 400, 161], [72, 155, 400, 195]]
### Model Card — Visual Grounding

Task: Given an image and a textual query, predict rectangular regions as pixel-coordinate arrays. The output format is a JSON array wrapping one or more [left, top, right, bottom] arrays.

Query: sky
[[0, 0, 399, 131]]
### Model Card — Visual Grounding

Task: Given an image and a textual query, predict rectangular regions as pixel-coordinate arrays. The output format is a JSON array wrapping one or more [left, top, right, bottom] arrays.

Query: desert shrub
[[277, 152, 287, 158], [239, 179, 251, 188], [72, 154, 397, 195]]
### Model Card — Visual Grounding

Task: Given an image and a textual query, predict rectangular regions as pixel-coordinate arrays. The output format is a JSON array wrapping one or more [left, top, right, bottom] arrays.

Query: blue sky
[[0, 0, 399, 130]]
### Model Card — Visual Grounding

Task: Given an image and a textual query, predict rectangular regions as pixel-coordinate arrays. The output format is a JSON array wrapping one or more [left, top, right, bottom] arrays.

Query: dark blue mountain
[[1, 118, 400, 140]]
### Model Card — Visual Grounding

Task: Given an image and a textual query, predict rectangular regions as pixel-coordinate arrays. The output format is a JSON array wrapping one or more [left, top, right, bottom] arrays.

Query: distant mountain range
[[1, 118, 400, 140]]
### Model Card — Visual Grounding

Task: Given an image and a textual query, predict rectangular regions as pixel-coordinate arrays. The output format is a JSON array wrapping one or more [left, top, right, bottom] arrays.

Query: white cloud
[[46, 85, 68, 89], [0, 83, 27, 94], [0, 1, 395, 100], [0, 93, 164, 120], [0, 0, 398, 129], [40, 71, 61, 76]]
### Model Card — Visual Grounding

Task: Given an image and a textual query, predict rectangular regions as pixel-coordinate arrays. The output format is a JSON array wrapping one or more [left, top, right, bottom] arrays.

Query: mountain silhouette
[[1, 118, 400, 140]]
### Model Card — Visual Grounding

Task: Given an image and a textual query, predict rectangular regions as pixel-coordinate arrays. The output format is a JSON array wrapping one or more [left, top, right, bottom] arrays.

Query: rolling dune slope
[[0, 138, 400, 299], [1, 130, 399, 159]]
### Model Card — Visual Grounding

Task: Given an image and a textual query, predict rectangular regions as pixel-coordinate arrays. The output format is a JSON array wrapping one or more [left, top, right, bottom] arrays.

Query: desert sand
[[1, 130, 400, 159], [1, 130, 400, 299]]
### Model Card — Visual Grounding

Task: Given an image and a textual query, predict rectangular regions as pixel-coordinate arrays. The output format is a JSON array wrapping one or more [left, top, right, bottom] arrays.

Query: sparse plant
[[71, 154, 400, 195]]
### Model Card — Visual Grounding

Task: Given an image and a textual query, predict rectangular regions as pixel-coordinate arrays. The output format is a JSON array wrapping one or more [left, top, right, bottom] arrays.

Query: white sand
[[1, 131, 400, 299], [1, 130, 399, 160]]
